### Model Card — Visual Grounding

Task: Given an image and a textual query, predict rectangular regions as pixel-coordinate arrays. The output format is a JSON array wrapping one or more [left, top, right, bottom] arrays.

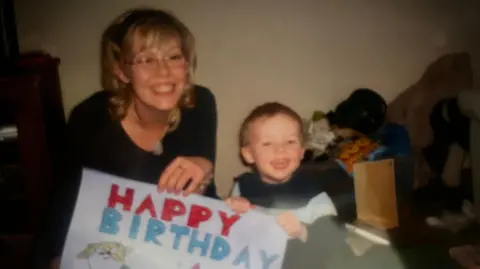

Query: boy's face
[[242, 114, 305, 183]]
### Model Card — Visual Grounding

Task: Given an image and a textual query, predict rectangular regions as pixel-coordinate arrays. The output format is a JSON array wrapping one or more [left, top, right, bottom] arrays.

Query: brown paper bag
[[353, 159, 399, 229]]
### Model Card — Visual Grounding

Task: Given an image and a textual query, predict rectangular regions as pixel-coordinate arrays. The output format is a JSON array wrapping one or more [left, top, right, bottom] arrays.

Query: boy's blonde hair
[[101, 7, 197, 122], [239, 102, 305, 147]]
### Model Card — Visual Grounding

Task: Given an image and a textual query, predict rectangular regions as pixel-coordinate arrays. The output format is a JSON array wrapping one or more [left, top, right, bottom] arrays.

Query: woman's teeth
[[153, 85, 174, 93]]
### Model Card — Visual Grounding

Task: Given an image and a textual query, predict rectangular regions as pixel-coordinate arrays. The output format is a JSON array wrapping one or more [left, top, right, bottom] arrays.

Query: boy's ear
[[300, 147, 306, 160], [240, 146, 255, 164]]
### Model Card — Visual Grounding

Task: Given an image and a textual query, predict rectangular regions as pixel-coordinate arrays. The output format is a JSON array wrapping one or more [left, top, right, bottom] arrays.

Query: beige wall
[[14, 0, 480, 197]]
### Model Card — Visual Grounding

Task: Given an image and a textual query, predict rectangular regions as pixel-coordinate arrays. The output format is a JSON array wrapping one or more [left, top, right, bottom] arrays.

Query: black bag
[[327, 88, 387, 135]]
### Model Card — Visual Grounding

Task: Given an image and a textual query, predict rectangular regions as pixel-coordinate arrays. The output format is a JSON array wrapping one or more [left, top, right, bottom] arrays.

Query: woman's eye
[[143, 57, 156, 64], [261, 142, 271, 147], [167, 54, 183, 61], [287, 140, 298, 144], [133, 57, 153, 65]]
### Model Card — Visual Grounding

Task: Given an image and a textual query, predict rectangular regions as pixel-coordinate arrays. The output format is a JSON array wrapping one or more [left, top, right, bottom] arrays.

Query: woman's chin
[[151, 95, 182, 110], [152, 104, 178, 112], [147, 98, 180, 111]]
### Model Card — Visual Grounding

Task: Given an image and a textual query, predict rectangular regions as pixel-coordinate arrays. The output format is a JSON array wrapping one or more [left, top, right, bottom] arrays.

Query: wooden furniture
[[0, 53, 66, 268]]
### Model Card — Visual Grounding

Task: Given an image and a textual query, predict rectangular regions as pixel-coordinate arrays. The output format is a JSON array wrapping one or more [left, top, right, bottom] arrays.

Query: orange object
[[336, 136, 382, 174]]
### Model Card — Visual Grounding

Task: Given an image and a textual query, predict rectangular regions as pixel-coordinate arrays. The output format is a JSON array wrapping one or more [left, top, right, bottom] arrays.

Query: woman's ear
[[240, 146, 255, 165], [113, 62, 130, 84]]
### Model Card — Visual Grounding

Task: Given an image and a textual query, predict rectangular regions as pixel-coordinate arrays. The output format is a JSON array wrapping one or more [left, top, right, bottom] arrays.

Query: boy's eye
[[261, 142, 272, 147], [287, 139, 298, 144]]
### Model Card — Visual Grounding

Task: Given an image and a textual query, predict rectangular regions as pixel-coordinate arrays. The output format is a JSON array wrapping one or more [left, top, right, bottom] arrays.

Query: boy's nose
[[274, 145, 286, 153]]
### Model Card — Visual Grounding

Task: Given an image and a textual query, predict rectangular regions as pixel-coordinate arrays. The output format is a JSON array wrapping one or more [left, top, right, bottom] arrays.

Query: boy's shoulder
[[234, 168, 328, 209], [234, 171, 261, 183], [234, 172, 266, 194], [234, 168, 325, 190], [234, 172, 271, 204]]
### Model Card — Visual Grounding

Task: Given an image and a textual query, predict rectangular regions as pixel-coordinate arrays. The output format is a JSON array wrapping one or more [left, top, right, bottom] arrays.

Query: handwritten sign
[[61, 169, 288, 269]]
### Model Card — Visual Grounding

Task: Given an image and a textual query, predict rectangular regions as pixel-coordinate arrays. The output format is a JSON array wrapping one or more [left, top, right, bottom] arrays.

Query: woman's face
[[119, 36, 188, 112]]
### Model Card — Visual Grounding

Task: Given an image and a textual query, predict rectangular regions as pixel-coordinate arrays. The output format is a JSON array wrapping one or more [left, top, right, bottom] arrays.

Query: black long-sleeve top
[[33, 85, 218, 268]]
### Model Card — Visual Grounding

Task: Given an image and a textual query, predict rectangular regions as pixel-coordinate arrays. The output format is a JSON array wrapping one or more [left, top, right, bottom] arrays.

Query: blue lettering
[[210, 236, 230, 261], [170, 224, 190, 250], [144, 218, 165, 245], [187, 230, 211, 257], [129, 215, 141, 239], [233, 246, 250, 269], [260, 250, 278, 269], [99, 207, 121, 235]]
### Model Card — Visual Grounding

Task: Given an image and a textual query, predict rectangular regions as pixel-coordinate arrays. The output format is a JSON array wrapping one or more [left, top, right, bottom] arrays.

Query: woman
[[40, 7, 218, 269]]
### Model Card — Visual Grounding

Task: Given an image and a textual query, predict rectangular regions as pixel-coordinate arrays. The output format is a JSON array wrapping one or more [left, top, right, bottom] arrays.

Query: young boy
[[226, 102, 347, 268]]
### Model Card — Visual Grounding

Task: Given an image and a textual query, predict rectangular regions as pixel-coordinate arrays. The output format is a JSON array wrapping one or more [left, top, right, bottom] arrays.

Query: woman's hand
[[158, 156, 213, 196]]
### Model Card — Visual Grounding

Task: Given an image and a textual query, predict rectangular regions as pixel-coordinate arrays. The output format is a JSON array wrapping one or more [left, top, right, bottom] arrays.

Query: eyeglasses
[[126, 51, 186, 72]]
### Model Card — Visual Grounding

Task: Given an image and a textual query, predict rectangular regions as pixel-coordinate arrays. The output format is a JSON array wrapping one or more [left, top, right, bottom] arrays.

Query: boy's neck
[[259, 173, 293, 185]]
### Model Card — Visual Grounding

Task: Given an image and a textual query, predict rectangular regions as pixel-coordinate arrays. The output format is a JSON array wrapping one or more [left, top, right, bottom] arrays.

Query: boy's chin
[[263, 171, 295, 184]]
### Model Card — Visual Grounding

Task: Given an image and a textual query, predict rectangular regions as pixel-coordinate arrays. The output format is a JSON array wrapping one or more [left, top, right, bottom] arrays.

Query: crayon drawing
[[77, 241, 131, 269]]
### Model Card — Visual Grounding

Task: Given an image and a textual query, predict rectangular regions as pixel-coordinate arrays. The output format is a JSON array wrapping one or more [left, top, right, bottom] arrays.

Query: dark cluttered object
[[301, 86, 415, 227], [0, 52, 66, 268], [425, 97, 471, 177], [0, 0, 19, 74], [327, 88, 387, 135], [303, 87, 405, 165], [300, 54, 478, 268]]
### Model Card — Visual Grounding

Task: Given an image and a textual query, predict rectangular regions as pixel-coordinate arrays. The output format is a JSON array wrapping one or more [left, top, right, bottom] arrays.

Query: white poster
[[61, 169, 288, 269]]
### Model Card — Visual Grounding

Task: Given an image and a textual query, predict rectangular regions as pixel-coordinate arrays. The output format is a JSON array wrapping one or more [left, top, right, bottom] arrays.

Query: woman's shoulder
[[180, 85, 217, 124], [68, 90, 113, 127], [193, 84, 216, 107]]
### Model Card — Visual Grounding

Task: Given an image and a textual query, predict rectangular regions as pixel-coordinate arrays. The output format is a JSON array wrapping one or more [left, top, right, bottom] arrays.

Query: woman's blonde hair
[[101, 7, 197, 125]]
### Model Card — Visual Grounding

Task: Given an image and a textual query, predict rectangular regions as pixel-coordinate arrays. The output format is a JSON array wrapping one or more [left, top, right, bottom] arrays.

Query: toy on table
[[335, 135, 387, 175], [304, 110, 338, 158]]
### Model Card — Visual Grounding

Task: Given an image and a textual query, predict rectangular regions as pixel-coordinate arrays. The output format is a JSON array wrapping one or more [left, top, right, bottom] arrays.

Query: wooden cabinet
[[0, 53, 66, 268]]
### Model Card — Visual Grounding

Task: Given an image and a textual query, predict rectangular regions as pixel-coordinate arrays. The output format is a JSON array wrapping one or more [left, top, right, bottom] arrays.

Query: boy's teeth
[[272, 160, 288, 168]]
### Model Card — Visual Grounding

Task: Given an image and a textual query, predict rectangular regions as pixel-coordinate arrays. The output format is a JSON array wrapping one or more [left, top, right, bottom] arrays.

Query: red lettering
[[134, 194, 157, 218], [107, 184, 134, 211], [219, 211, 241, 237], [161, 198, 186, 221], [187, 204, 212, 228]]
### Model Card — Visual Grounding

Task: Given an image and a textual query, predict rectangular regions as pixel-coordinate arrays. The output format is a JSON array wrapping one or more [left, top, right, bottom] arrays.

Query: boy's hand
[[276, 211, 308, 242], [225, 196, 254, 214]]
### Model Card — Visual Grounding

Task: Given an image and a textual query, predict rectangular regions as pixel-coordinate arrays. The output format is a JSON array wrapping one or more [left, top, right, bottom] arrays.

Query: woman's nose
[[155, 59, 171, 77]]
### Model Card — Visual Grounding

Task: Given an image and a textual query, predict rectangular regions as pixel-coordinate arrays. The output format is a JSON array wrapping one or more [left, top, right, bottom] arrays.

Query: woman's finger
[[158, 157, 183, 190], [194, 173, 213, 195], [165, 166, 189, 192], [183, 168, 204, 196], [174, 167, 194, 193]]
